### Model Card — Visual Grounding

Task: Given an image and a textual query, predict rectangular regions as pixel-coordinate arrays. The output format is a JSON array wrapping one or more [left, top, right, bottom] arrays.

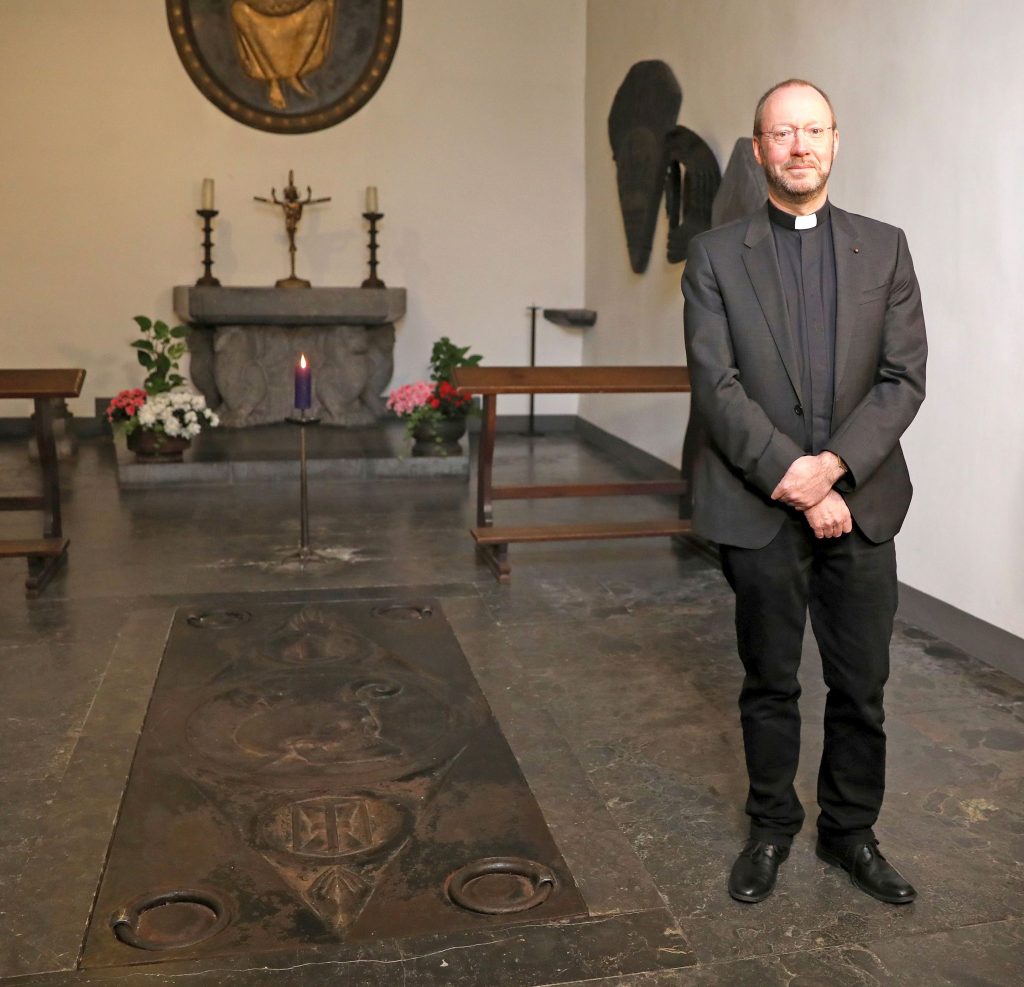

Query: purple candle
[[295, 353, 312, 410]]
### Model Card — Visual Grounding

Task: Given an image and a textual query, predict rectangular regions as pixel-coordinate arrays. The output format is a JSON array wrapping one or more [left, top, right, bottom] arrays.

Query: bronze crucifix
[[255, 170, 331, 288]]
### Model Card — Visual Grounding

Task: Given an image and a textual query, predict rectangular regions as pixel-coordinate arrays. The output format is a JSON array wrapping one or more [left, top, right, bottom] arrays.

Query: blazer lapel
[[742, 208, 802, 399], [831, 206, 865, 392]]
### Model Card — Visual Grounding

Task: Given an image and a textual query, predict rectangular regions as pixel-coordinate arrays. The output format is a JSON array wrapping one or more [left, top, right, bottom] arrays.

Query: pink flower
[[386, 381, 434, 417]]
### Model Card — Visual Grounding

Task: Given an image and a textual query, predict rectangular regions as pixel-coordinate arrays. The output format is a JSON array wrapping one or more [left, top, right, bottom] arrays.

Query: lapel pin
[[852, 246, 860, 253]]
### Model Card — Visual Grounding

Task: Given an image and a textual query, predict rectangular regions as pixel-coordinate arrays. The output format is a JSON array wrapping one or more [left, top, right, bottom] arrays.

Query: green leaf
[[168, 343, 186, 360], [428, 336, 482, 380], [170, 325, 191, 338], [130, 340, 155, 351], [136, 351, 155, 369], [133, 315, 152, 332]]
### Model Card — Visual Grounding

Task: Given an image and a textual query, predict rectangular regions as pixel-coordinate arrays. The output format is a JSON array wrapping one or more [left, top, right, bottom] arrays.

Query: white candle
[[365, 185, 378, 213], [201, 178, 215, 210]]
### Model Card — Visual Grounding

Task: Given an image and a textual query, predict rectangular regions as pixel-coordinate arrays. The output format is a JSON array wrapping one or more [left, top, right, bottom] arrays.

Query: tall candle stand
[[283, 410, 328, 563], [524, 305, 543, 437], [361, 212, 385, 288], [195, 209, 221, 286]]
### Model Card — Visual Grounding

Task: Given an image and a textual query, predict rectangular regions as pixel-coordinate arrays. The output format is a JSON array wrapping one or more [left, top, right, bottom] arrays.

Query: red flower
[[106, 387, 149, 424], [430, 398, 440, 408]]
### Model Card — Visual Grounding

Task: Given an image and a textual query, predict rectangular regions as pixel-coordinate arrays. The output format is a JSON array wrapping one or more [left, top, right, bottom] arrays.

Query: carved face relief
[[185, 668, 462, 783]]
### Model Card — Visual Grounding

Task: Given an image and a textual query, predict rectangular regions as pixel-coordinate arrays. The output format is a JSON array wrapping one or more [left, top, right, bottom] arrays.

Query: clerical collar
[[767, 200, 830, 231]]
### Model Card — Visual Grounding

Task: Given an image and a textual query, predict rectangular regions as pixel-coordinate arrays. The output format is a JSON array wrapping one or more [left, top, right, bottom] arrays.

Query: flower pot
[[127, 429, 192, 463], [411, 416, 467, 457]]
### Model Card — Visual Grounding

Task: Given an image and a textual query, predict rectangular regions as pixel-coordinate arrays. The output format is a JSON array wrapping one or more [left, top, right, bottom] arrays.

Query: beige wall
[[5, 0, 1020, 639], [583, 0, 1024, 638], [0, 0, 586, 417]]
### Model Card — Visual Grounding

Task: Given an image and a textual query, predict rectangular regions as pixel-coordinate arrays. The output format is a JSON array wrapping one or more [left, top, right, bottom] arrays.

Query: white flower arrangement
[[134, 388, 219, 438]]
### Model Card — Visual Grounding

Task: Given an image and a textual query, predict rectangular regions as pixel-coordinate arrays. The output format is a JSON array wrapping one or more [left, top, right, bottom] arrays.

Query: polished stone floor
[[0, 432, 1021, 986]]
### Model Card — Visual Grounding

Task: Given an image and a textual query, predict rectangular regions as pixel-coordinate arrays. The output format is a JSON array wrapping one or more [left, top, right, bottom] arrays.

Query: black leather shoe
[[728, 839, 790, 903], [816, 839, 917, 904]]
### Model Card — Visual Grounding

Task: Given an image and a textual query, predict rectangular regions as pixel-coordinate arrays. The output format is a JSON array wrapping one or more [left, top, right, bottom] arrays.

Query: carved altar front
[[173, 286, 405, 427]]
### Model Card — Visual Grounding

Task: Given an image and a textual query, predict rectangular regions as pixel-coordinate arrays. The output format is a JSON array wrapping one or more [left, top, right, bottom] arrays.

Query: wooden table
[[453, 366, 692, 581], [0, 369, 86, 596]]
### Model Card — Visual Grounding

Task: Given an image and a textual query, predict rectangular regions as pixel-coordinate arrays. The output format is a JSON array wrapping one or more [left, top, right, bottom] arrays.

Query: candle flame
[[299, 353, 307, 369]]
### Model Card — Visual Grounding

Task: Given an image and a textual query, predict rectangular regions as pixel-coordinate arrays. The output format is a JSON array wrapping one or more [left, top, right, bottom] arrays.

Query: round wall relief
[[167, 0, 402, 134]]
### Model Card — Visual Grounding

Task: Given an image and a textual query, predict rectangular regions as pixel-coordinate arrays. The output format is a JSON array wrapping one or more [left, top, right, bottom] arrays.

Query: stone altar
[[173, 286, 406, 427]]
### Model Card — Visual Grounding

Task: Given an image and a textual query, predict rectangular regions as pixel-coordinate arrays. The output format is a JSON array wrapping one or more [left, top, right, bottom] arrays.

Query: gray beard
[[763, 163, 829, 205]]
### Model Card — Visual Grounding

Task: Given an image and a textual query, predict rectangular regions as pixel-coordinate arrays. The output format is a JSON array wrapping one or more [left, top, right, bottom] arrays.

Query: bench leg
[[25, 540, 69, 598], [476, 394, 497, 528], [33, 397, 64, 540], [476, 542, 510, 582]]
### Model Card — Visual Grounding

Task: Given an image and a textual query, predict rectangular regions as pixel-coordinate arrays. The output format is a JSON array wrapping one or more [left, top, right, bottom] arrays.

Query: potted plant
[[386, 337, 482, 456], [428, 336, 483, 384], [130, 315, 190, 394], [106, 316, 219, 461]]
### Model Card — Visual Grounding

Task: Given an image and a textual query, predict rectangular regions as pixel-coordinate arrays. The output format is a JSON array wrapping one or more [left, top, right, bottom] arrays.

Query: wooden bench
[[0, 369, 86, 597], [453, 366, 691, 580]]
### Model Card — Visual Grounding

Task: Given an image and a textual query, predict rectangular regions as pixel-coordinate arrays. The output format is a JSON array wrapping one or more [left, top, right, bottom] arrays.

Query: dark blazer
[[682, 203, 927, 549]]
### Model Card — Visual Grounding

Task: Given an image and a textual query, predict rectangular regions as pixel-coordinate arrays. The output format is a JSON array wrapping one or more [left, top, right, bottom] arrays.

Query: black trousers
[[719, 514, 898, 849]]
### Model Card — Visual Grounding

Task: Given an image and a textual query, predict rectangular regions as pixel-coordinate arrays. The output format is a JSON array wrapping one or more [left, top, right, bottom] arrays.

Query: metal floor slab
[[81, 598, 586, 968]]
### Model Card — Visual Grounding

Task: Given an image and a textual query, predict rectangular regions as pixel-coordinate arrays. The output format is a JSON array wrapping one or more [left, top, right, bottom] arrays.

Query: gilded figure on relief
[[230, 0, 337, 110]]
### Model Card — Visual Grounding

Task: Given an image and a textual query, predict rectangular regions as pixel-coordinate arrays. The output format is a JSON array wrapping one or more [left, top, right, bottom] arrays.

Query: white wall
[[583, 0, 1024, 638], [0, 0, 586, 418]]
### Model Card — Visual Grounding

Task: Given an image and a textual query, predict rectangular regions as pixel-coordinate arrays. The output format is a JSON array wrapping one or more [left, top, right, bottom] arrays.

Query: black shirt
[[768, 200, 837, 454]]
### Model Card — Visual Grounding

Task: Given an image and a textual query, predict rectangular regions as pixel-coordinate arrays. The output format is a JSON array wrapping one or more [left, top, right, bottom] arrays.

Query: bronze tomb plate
[[80, 598, 586, 967]]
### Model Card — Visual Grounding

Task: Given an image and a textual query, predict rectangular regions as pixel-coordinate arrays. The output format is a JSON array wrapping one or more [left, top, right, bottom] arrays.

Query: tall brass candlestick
[[361, 211, 385, 288], [195, 209, 221, 286], [283, 409, 327, 564]]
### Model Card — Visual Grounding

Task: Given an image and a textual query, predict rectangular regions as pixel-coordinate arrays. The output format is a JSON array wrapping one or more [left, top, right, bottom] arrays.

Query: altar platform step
[[114, 422, 469, 488]]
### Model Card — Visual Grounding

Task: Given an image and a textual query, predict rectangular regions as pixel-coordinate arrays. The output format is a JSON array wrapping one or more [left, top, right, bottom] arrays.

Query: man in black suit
[[683, 79, 926, 905]]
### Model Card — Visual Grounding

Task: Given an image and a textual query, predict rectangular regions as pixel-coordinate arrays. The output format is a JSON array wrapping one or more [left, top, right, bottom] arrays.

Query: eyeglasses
[[759, 125, 834, 147]]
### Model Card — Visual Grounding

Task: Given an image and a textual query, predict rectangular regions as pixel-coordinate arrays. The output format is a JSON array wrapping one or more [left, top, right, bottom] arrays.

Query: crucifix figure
[[255, 170, 331, 288]]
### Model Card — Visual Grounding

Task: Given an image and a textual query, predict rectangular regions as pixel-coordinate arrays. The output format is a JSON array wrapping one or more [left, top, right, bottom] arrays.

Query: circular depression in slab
[[112, 889, 231, 951], [447, 857, 557, 915]]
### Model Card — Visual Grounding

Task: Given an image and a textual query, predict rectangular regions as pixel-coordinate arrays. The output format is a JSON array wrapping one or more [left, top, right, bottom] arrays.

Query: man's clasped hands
[[771, 452, 852, 539]]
